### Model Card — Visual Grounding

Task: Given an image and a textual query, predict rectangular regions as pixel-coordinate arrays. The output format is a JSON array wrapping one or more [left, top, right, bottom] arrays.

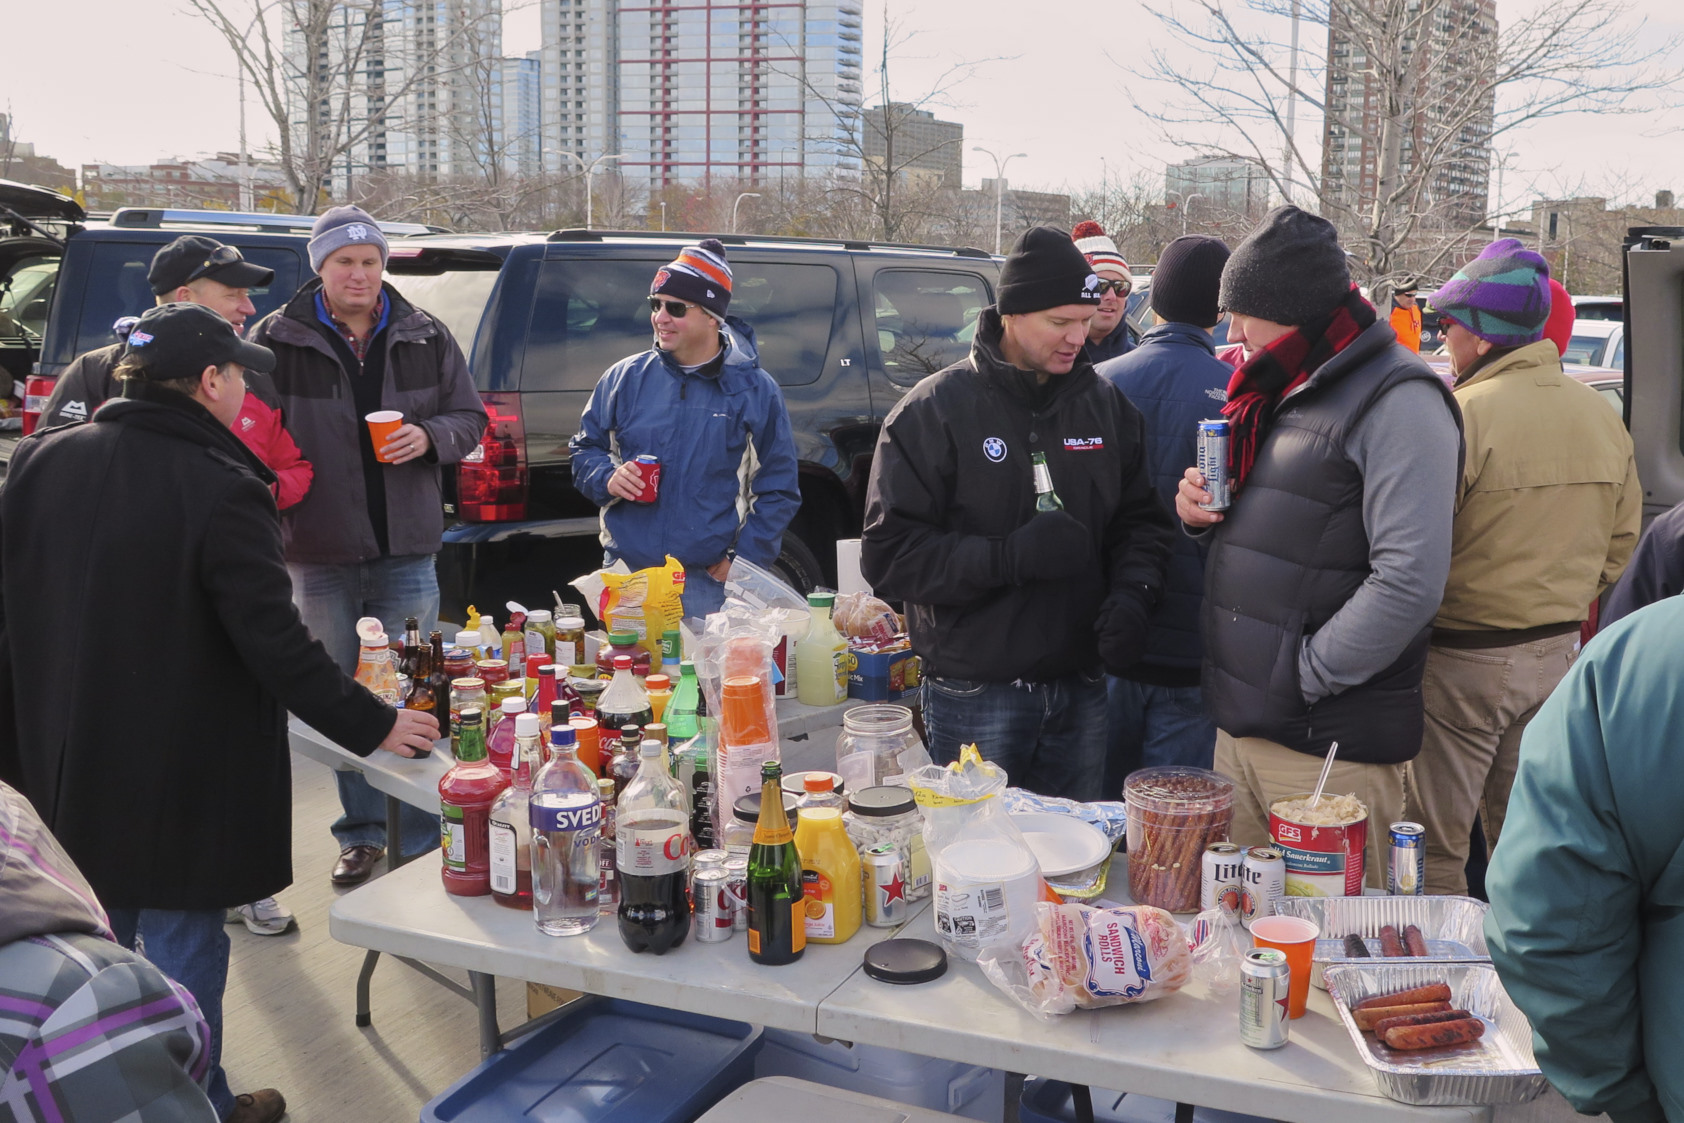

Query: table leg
[[1071, 1084, 1095, 1123], [354, 948, 379, 1028], [385, 795, 410, 871], [1174, 1103, 1195, 1123], [470, 970, 500, 1056]]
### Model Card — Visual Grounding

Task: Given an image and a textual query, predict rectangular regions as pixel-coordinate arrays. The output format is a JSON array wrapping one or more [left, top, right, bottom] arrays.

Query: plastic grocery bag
[[980, 901, 1195, 1019], [696, 606, 784, 845], [1187, 904, 1249, 998], [909, 745, 1046, 963], [570, 556, 685, 666]]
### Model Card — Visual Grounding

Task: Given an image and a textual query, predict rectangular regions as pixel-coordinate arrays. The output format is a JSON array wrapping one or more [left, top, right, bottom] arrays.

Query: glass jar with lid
[[722, 790, 801, 860], [842, 785, 930, 900], [834, 704, 922, 792]]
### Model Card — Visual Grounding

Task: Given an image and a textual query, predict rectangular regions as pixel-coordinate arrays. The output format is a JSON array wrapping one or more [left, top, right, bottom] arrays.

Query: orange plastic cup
[[1251, 914, 1320, 1019], [569, 717, 601, 777], [366, 410, 403, 462]]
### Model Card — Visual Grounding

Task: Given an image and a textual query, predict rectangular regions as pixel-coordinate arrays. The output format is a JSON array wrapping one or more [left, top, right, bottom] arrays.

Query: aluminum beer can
[[1197, 419, 1232, 511], [863, 843, 910, 928], [1201, 842, 1245, 912], [693, 848, 729, 871], [724, 856, 749, 930], [1240, 846, 1286, 929], [691, 867, 734, 942], [1239, 948, 1291, 1049], [1388, 822, 1426, 896], [632, 454, 662, 502]]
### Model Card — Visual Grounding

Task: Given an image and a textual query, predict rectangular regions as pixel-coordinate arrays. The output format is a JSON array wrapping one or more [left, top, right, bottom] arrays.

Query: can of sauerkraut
[[1268, 791, 1370, 898]]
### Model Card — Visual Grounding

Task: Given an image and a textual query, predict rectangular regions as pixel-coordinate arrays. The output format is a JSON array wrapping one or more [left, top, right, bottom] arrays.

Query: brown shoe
[[331, 844, 385, 886], [226, 1088, 286, 1123]]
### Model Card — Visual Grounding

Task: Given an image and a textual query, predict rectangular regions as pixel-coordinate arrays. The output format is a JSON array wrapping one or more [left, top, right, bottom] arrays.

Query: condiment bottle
[[533, 664, 558, 718], [569, 716, 602, 778], [645, 674, 673, 727], [794, 801, 861, 945], [796, 592, 848, 706], [449, 677, 487, 758], [597, 656, 654, 736], [439, 709, 509, 897], [454, 628, 484, 662], [524, 653, 549, 707], [524, 608, 555, 661], [746, 761, 806, 965], [486, 695, 526, 774], [597, 631, 651, 679], [488, 713, 542, 909], [665, 660, 701, 740], [501, 610, 526, 671], [353, 619, 399, 704], [555, 614, 588, 668]]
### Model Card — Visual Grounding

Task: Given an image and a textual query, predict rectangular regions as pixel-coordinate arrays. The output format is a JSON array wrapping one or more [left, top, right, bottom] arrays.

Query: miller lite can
[[1197, 419, 1232, 511], [1240, 846, 1286, 929], [1202, 842, 1245, 912]]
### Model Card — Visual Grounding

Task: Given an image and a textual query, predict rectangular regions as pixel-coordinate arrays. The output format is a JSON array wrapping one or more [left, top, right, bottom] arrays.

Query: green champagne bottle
[[1032, 451, 1064, 512], [746, 761, 805, 965]]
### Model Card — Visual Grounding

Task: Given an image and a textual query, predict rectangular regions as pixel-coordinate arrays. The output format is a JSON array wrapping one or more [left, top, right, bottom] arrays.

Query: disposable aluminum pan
[[1274, 895, 1489, 987], [1323, 962, 1548, 1107]]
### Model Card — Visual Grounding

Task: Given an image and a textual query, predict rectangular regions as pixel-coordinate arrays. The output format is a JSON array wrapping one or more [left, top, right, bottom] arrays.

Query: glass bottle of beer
[[425, 630, 452, 710], [747, 760, 805, 965], [399, 616, 423, 680], [403, 629, 437, 715], [1031, 452, 1064, 512]]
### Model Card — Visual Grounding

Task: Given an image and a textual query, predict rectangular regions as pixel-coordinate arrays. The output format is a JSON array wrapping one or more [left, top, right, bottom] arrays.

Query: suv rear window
[[75, 241, 300, 354], [522, 257, 838, 391], [386, 270, 499, 351], [872, 269, 989, 383]]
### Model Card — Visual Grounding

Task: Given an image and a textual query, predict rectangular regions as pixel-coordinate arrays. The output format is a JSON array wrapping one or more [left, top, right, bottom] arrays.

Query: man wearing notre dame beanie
[[862, 226, 1174, 801], [1173, 205, 1464, 887], [1094, 234, 1233, 786]]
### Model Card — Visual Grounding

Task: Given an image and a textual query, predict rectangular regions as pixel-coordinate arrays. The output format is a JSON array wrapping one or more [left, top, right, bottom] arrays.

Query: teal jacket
[[1484, 599, 1684, 1123]]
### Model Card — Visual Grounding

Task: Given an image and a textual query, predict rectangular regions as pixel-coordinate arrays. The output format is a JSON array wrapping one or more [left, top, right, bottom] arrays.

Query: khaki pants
[[1407, 634, 1578, 895], [1214, 730, 1408, 890]]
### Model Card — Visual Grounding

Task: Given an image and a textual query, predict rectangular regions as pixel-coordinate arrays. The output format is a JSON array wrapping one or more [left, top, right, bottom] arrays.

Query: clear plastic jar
[[1124, 766, 1235, 913], [834, 704, 921, 792], [842, 785, 930, 900]]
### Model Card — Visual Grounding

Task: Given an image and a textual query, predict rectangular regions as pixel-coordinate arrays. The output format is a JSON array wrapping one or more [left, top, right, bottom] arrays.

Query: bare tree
[[1130, 0, 1682, 288]]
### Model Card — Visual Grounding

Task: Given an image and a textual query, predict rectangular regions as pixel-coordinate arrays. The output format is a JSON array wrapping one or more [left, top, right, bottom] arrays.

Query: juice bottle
[[796, 593, 848, 706], [486, 696, 526, 774], [597, 631, 651, 679], [439, 709, 510, 896], [794, 804, 861, 945]]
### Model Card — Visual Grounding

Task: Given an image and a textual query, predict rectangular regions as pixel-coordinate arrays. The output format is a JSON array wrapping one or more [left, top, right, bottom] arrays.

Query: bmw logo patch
[[983, 437, 1007, 463]]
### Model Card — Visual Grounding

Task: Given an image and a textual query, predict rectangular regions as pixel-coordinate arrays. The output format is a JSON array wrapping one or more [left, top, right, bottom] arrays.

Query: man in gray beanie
[[862, 226, 1174, 800], [1173, 206, 1463, 886], [249, 205, 487, 887]]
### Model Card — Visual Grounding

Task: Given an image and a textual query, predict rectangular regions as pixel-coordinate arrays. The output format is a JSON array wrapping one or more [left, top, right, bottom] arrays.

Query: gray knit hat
[[308, 205, 389, 273], [1218, 205, 1350, 325]]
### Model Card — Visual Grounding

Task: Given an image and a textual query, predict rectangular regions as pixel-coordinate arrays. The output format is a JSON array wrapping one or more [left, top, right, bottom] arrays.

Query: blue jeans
[[108, 908, 235, 1119], [289, 553, 441, 857], [681, 566, 726, 619], [920, 670, 1109, 801], [1104, 676, 1218, 800]]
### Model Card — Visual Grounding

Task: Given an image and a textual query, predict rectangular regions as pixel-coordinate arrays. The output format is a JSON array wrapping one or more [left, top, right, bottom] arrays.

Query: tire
[[771, 531, 826, 595]]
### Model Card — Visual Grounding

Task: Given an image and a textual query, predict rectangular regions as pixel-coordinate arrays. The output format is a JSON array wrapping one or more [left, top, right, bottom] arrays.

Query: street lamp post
[[973, 146, 1027, 254], [1168, 191, 1206, 237], [546, 150, 623, 229], [659, 200, 667, 232], [732, 191, 761, 233]]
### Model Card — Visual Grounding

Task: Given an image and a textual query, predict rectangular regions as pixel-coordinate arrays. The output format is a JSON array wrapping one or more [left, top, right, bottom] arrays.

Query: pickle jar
[[555, 615, 587, 668]]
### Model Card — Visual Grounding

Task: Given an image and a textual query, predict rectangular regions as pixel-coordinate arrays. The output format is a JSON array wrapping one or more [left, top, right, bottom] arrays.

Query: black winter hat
[[1150, 235, 1231, 328], [1218, 205, 1351, 325], [997, 226, 1103, 315]]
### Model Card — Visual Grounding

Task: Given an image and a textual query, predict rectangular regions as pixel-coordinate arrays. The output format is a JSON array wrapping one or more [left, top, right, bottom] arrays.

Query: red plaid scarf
[[1221, 285, 1377, 492]]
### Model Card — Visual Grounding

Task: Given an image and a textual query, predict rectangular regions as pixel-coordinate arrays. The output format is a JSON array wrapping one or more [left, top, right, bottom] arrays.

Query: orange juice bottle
[[793, 806, 861, 944]]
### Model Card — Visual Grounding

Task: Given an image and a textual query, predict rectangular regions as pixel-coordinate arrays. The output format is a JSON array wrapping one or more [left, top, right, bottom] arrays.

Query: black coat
[[0, 385, 395, 910]]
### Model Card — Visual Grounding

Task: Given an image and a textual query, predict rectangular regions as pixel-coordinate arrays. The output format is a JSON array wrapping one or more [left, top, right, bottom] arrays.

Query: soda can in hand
[[630, 454, 662, 503]]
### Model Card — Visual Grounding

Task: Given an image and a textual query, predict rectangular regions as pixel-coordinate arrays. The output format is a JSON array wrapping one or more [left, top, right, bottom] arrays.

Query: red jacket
[[234, 392, 313, 509]]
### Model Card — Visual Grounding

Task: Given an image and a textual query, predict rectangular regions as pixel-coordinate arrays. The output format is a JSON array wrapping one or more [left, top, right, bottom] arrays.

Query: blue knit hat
[[651, 238, 733, 321], [1426, 239, 1551, 347], [308, 205, 389, 273]]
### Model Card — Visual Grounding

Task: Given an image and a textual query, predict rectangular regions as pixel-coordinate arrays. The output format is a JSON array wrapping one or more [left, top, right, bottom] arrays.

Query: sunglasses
[[187, 245, 244, 284], [1095, 279, 1130, 296], [649, 297, 694, 318]]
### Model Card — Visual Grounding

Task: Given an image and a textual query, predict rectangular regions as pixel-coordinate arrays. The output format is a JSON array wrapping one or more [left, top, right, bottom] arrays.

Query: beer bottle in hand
[[1031, 452, 1064, 512], [747, 760, 805, 965]]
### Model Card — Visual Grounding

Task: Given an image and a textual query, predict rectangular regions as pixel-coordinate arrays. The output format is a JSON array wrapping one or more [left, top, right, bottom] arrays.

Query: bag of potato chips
[[576, 556, 686, 667]]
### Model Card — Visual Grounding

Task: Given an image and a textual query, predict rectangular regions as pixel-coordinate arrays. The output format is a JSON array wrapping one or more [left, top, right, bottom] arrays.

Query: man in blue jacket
[[1484, 597, 1684, 1123], [1097, 234, 1232, 788], [571, 239, 801, 618]]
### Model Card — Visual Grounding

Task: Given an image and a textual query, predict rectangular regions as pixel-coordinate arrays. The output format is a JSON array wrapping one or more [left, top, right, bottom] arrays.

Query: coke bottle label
[[530, 798, 602, 834], [616, 809, 690, 875]]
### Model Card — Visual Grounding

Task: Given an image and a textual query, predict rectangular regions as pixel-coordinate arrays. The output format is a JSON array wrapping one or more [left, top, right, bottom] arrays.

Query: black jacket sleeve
[[861, 399, 1008, 607], [199, 476, 396, 754], [41, 347, 119, 427], [1601, 504, 1684, 628], [1103, 394, 1176, 599]]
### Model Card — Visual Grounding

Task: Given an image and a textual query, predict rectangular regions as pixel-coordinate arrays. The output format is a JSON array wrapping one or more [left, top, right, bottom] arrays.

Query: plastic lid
[[514, 713, 540, 736], [620, 724, 642, 737], [733, 791, 801, 824], [862, 939, 947, 985], [537, 664, 557, 677], [500, 696, 526, 713], [526, 609, 552, 622], [609, 631, 638, 645], [455, 630, 481, 648], [451, 677, 486, 689], [613, 655, 634, 670], [848, 785, 917, 817], [803, 775, 835, 793], [556, 615, 586, 629], [549, 724, 576, 747], [679, 660, 697, 676], [355, 616, 385, 643], [639, 739, 662, 757], [646, 674, 671, 690], [807, 591, 836, 608]]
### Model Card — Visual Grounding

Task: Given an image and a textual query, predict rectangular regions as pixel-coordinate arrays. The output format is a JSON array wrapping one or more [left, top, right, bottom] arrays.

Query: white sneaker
[[226, 897, 295, 936]]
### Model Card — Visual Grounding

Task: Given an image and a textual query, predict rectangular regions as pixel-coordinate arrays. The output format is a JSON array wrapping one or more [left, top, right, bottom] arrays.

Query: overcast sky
[[8, 0, 1684, 218]]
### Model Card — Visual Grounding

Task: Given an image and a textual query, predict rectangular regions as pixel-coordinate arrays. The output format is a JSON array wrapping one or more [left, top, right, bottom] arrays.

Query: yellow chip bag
[[597, 555, 686, 666]]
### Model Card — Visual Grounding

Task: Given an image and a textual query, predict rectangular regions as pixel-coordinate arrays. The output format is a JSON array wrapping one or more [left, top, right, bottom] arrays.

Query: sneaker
[[226, 1088, 286, 1123], [226, 897, 295, 936]]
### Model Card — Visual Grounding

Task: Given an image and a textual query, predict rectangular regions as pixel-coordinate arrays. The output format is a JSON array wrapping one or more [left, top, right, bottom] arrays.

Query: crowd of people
[[0, 202, 1678, 1122]]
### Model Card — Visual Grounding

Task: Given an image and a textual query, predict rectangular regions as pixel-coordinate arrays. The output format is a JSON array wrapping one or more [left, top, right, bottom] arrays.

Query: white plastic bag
[[1187, 904, 1249, 997], [979, 901, 1194, 1019]]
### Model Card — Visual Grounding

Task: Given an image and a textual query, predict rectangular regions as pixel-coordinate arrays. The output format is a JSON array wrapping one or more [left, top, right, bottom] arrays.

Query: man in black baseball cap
[[861, 226, 1174, 800], [39, 236, 275, 428]]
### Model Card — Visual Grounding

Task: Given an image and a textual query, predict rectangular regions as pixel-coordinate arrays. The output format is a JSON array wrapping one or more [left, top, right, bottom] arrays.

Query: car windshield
[[1563, 335, 1607, 366]]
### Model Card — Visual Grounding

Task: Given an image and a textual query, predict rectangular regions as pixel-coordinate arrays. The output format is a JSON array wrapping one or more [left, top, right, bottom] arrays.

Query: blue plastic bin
[[420, 998, 762, 1123], [1018, 1078, 1273, 1123]]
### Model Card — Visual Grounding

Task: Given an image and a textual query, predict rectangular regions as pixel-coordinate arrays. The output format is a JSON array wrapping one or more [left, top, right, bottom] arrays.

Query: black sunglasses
[[1095, 279, 1130, 296], [649, 297, 693, 318], [187, 245, 244, 284]]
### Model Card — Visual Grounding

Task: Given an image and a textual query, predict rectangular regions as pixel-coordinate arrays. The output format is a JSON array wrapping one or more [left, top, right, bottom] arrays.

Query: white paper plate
[[1009, 811, 1113, 877]]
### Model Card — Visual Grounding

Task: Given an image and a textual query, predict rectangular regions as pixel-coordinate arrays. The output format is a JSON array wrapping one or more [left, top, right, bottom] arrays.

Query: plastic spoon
[[1309, 741, 1340, 809]]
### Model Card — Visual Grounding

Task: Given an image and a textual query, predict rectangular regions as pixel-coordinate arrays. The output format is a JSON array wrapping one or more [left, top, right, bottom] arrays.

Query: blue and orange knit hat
[[1426, 239, 1552, 348], [651, 238, 733, 321]]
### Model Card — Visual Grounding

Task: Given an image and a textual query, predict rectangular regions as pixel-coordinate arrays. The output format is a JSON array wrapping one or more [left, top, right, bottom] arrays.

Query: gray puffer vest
[[1200, 329, 1461, 764]]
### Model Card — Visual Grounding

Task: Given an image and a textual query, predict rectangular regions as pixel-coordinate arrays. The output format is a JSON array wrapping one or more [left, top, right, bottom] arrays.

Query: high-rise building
[[500, 51, 544, 177], [540, 0, 864, 190], [862, 103, 962, 187], [1320, 0, 1496, 230], [1165, 156, 1271, 217]]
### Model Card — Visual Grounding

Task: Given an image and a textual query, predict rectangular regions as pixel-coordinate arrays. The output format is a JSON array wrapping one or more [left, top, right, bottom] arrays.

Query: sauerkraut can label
[[1269, 793, 1369, 897]]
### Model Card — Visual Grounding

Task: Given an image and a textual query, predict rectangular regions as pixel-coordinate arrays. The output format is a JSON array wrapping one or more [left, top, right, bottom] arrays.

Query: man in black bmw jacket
[[862, 227, 1174, 800]]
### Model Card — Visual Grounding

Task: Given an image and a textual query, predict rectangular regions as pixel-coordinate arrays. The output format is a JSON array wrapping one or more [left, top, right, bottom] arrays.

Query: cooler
[[419, 997, 762, 1123], [1018, 1078, 1274, 1123], [697, 1076, 966, 1122], [752, 1026, 1004, 1122]]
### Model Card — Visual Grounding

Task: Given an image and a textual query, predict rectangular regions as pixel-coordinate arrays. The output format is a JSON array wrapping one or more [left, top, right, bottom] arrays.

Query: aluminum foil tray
[[1323, 962, 1548, 1106], [1274, 895, 1489, 987]]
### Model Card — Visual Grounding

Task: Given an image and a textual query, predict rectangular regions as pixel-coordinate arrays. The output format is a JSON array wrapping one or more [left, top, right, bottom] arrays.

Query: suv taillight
[[21, 375, 55, 435], [458, 391, 529, 521]]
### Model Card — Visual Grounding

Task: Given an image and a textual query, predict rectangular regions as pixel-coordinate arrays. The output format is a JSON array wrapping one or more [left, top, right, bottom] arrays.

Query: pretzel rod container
[[1124, 766, 1235, 912]]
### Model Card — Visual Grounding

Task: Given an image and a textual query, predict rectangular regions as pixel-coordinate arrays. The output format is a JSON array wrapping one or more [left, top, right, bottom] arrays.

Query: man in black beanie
[[1095, 234, 1234, 788], [1173, 205, 1463, 885], [862, 226, 1174, 800]]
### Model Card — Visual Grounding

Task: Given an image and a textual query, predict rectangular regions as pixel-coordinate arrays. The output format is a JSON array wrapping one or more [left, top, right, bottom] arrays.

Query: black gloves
[[1003, 511, 1094, 585], [1096, 586, 1156, 675]]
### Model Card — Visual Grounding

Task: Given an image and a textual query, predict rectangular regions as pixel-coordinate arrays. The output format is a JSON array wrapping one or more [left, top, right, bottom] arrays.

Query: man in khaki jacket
[[1409, 241, 1640, 894]]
